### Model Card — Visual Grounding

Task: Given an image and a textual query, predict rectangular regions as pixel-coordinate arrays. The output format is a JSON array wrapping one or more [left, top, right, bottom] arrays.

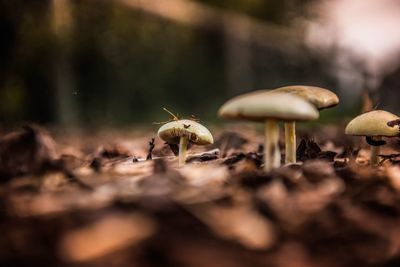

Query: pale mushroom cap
[[273, 85, 339, 110], [345, 110, 400, 137], [157, 119, 214, 145], [218, 91, 319, 122]]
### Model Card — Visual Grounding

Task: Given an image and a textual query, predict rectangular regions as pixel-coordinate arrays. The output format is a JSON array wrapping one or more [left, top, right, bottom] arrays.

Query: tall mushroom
[[271, 85, 339, 164], [345, 110, 400, 165], [158, 119, 214, 167], [218, 92, 319, 172]]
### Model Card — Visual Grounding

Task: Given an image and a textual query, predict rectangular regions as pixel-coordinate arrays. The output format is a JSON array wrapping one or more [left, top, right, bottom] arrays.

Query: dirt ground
[[1, 124, 400, 267]]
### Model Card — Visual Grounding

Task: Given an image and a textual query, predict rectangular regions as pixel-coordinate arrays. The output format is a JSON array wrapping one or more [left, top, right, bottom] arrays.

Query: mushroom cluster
[[217, 85, 338, 171], [218, 91, 319, 171], [155, 86, 400, 171]]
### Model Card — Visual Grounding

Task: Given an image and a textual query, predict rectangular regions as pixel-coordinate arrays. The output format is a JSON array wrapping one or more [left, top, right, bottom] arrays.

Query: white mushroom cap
[[272, 85, 339, 110], [157, 119, 214, 145], [345, 110, 400, 137], [218, 91, 319, 122]]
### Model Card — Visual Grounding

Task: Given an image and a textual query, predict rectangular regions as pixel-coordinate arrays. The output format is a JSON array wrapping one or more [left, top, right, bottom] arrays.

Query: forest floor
[[1, 124, 400, 267]]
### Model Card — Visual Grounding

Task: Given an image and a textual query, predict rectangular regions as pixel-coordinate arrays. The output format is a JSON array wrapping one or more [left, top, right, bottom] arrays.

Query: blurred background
[[1, 0, 400, 128]]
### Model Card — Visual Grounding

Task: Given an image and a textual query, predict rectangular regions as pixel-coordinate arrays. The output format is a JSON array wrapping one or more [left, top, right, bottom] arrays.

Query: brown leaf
[[213, 132, 248, 156], [191, 205, 277, 250], [296, 139, 321, 161], [59, 213, 156, 262], [186, 149, 219, 163], [0, 125, 56, 179]]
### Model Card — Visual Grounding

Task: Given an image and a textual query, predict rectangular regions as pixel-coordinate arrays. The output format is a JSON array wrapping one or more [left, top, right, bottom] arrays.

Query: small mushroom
[[157, 119, 214, 167], [218, 92, 319, 172], [345, 110, 400, 165], [271, 85, 339, 164]]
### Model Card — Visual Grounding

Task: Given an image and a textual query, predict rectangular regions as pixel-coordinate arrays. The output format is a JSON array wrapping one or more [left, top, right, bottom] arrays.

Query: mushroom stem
[[370, 136, 382, 165], [178, 135, 189, 167], [264, 120, 281, 172], [284, 121, 296, 164]]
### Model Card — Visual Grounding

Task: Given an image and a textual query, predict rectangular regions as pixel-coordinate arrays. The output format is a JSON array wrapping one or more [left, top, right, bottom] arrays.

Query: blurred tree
[[52, 0, 79, 126], [0, 0, 374, 127], [0, 0, 56, 125]]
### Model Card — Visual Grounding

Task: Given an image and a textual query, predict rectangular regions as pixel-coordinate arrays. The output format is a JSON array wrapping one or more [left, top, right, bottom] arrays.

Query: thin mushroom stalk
[[370, 144, 380, 165], [178, 135, 189, 167], [284, 121, 296, 164], [366, 136, 385, 165], [264, 120, 280, 172]]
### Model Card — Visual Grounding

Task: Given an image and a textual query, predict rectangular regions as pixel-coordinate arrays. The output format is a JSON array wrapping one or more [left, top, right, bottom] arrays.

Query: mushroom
[[218, 91, 319, 172], [158, 119, 214, 167], [271, 85, 339, 164], [345, 110, 400, 165]]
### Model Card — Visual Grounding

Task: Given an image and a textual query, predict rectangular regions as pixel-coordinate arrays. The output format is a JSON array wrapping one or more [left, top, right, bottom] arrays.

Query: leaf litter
[[1, 125, 400, 266]]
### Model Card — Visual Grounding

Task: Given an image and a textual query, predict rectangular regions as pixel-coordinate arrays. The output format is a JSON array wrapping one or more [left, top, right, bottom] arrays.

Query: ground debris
[[303, 160, 337, 183], [190, 204, 277, 250], [213, 131, 248, 156], [98, 144, 131, 159], [88, 144, 133, 172], [3, 126, 400, 267], [297, 138, 322, 161], [0, 125, 56, 179], [59, 213, 156, 263], [146, 138, 155, 160], [380, 153, 400, 164], [223, 152, 246, 166], [297, 138, 337, 162], [179, 163, 228, 187], [338, 145, 360, 160]]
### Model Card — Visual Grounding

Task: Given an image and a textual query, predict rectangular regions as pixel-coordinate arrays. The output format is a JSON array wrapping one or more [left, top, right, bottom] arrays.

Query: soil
[[1, 124, 400, 267]]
